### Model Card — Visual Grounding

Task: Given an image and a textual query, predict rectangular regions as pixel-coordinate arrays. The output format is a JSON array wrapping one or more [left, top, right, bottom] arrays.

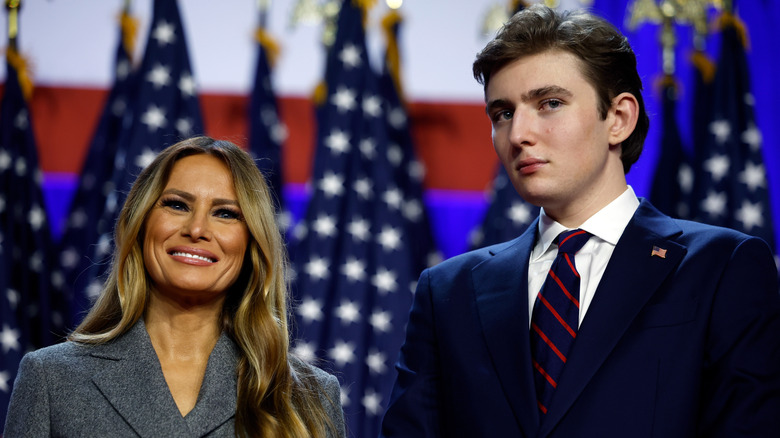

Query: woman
[[4, 137, 345, 437]]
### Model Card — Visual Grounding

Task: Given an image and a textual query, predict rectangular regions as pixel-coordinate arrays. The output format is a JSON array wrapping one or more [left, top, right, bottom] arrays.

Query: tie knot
[[555, 229, 591, 255]]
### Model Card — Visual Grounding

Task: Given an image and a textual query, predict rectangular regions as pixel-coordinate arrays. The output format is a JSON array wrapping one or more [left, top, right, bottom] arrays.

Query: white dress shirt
[[528, 187, 640, 327]]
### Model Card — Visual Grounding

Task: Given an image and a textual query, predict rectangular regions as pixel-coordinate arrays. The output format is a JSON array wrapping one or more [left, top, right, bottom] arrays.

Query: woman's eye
[[161, 199, 188, 211], [215, 208, 241, 220]]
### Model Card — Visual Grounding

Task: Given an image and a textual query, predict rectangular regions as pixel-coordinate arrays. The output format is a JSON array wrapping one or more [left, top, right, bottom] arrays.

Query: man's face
[[485, 49, 625, 223]]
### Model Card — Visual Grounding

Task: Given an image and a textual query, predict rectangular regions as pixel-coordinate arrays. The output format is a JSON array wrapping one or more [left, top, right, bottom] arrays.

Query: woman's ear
[[608, 92, 639, 146]]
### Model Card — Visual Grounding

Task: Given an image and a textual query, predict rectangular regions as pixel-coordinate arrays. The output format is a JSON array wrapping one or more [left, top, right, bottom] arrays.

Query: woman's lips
[[167, 246, 218, 265]]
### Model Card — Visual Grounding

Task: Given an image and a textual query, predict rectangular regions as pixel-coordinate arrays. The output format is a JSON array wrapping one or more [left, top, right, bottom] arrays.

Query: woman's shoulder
[[24, 339, 92, 363], [289, 355, 338, 385]]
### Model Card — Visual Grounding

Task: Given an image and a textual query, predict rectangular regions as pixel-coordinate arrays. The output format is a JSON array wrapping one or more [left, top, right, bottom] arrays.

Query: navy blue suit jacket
[[381, 200, 780, 437]]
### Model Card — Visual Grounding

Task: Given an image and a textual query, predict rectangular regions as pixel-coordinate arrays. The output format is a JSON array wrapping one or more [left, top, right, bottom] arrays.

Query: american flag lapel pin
[[651, 246, 667, 259]]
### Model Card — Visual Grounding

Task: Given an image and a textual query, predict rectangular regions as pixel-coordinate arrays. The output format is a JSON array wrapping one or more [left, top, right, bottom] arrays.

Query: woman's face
[[143, 154, 249, 302]]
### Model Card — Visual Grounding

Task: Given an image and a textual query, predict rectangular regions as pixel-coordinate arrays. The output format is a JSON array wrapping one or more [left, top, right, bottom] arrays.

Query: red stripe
[[558, 229, 586, 247], [537, 400, 548, 414], [532, 360, 558, 388], [531, 322, 567, 363], [547, 270, 580, 308], [538, 293, 577, 337], [564, 253, 580, 278]]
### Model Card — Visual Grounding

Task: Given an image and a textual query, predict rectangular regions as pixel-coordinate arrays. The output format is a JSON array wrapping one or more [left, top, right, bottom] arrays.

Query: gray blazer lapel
[[91, 321, 188, 437], [539, 201, 687, 435], [184, 332, 239, 436], [472, 222, 540, 436]]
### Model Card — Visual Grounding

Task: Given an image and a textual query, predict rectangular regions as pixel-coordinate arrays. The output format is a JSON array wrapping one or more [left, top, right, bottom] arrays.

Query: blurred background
[[1, 0, 778, 436]]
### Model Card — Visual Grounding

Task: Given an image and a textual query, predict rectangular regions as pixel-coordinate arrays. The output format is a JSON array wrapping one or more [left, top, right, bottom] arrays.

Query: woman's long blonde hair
[[70, 136, 336, 437]]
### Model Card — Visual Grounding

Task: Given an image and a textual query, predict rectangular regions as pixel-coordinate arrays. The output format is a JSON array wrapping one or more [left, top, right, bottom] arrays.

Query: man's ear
[[608, 92, 639, 146]]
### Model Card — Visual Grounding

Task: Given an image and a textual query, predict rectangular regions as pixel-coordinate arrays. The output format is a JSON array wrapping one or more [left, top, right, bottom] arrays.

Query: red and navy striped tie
[[530, 229, 591, 415]]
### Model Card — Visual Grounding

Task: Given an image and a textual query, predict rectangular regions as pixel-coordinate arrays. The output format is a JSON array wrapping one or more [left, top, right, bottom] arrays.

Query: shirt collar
[[533, 186, 640, 259]]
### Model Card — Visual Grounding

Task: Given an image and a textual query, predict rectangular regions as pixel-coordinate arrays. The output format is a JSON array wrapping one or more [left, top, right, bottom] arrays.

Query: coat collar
[[472, 200, 687, 437], [472, 219, 541, 437], [89, 319, 238, 437]]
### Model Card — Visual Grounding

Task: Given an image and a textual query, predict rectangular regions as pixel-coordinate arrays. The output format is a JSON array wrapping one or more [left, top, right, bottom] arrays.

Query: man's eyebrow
[[522, 85, 573, 102], [485, 86, 574, 114], [485, 98, 511, 115]]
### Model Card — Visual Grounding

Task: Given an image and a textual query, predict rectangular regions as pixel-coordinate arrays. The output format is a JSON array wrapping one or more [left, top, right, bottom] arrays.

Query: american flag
[[0, 46, 65, 424], [378, 9, 440, 276], [289, 1, 418, 436], [58, 4, 138, 325], [469, 165, 539, 249], [81, 0, 204, 294], [689, 14, 776, 253], [649, 77, 693, 219], [248, 10, 289, 232]]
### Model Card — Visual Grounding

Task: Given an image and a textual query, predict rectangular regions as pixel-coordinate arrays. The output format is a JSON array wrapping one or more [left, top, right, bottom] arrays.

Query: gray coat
[[3, 320, 346, 437]]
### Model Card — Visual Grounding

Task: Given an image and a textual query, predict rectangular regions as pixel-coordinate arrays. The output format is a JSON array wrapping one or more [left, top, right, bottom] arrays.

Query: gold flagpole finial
[[6, 0, 21, 48]]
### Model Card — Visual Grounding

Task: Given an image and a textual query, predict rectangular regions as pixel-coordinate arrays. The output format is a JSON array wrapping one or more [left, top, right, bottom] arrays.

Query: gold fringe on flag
[[312, 80, 328, 107], [381, 9, 404, 104], [690, 49, 716, 84], [119, 10, 139, 61], [715, 11, 749, 50], [255, 27, 282, 68], [6, 46, 33, 100]]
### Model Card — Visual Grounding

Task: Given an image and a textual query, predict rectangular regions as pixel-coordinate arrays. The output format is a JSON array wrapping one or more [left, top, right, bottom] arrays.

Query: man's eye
[[541, 99, 563, 110], [492, 110, 512, 122]]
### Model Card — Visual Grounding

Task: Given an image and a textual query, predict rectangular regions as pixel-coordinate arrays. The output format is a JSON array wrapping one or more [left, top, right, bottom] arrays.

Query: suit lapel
[[184, 332, 238, 435], [473, 222, 540, 437], [91, 321, 188, 437], [538, 201, 687, 436]]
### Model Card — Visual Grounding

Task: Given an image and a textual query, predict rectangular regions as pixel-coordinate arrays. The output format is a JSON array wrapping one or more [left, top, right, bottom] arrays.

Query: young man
[[381, 5, 780, 437]]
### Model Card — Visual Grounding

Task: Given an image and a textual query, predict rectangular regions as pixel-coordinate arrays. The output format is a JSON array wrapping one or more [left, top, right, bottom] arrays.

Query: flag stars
[[735, 200, 764, 231], [359, 138, 377, 159], [329, 340, 356, 367], [153, 20, 176, 46], [297, 297, 324, 323], [741, 124, 762, 151], [176, 117, 195, 136], [146, 64, 171, 89], [305, 256, 330, 281], [0, 370, 10, 393], [701, 191, 727, 217], [363, 95, 383, 117], [372, 268, 398, 294], [366, 350, 388, 375], [388, 107, 407, 129], [403, 199, 423, 222], [370, 310, 392, 333], [739, 162, 766, 192], [141, 105, 168, 131], [703, 154, 730, 182], [28, 205, 46, 231], [383, 188, 403, 211], [508, 202, 533, 225], [313, 214, 338, 238], [13, 108, 29, 131], [6, 289, 19, 310], [335, 300, 361, 325], [0, 150, 11, 172], [325, 129, 351, 154], [709, 120, 731, 144], [347, 218, 370, 242], [319, 172, 345, 197], [179, 72, 197, 97], [0, 325, 21, 353], [339, 44, 362, 69], [362, 389, 383, 416], [331, 86, 357, 112], [292, 341, 317, 363], [341, 257, 367, 282], [378, 226, 402, 251], [15, 157, 27, 177], [353, 178, 373, 200], [135, 148, 158, 169]]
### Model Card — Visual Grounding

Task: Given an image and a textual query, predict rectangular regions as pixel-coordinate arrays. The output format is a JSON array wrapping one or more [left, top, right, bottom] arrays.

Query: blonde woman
[[4, 137, 345, 437]]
